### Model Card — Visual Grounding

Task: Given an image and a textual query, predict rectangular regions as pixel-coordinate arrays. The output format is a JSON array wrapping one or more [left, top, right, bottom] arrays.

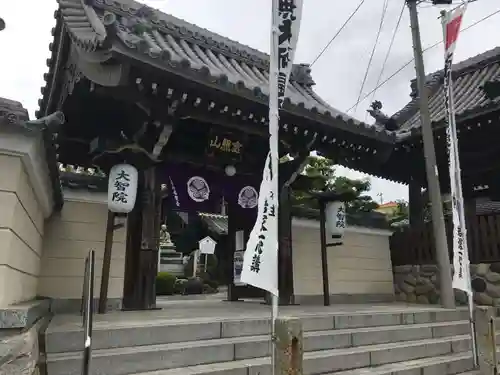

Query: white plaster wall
[[292, 219, 395, 298], [38, 190, 126, 301], [0, 155, 46, 306], [0, 121, 55, 307]]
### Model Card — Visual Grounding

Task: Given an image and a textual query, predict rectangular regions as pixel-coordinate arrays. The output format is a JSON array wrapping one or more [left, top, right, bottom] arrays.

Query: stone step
[[46, 334, 471, 375], [328, 351, 474, 375], [123, 349, 475, 375], [46, 309, 470, 354], [47, 319, 470, 355]]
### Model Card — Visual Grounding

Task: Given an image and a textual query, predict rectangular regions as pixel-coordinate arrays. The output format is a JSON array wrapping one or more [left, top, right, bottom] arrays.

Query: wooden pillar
[[122, 190, 142, 309], [122, 167, 161, 310], [278, 185, 294, 305], [409, 178, 424, 226], [319, 203, 330, 306], [226, 203, 239, 301], [98, 210, 116, 314], [464, 197, 477, 263]]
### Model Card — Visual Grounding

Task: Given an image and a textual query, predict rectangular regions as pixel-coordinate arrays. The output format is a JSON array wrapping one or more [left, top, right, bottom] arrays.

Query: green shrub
[[156, 272, 177, 295]]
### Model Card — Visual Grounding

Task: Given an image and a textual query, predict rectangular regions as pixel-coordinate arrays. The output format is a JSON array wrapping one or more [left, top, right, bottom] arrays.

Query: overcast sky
[[1, 0, 499, 203]]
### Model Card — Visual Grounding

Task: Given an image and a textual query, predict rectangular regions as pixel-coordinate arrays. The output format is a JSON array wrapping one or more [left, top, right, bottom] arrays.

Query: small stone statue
[[159, 223, 173, 246]]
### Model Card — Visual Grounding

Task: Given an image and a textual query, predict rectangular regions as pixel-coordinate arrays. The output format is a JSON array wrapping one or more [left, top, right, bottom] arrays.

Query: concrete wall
[[292, 219, 394, 303], [38, 189, 126, 311]]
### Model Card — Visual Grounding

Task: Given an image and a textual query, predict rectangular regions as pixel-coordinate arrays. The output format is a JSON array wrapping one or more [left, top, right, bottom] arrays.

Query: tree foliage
[[388, 200, 409, 227], [291, 156, 379, 214]]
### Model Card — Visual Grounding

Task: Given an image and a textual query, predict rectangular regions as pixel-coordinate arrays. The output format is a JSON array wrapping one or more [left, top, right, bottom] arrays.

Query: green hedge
[[156, 272, 177, 295]]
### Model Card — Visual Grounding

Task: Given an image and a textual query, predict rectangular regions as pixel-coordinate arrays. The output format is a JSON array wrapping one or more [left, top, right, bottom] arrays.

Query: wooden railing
[[390, 213, 500, 266]]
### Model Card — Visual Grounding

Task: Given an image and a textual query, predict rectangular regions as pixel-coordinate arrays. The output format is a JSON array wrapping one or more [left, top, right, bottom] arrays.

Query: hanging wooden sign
[[206, 130, 244, 162]]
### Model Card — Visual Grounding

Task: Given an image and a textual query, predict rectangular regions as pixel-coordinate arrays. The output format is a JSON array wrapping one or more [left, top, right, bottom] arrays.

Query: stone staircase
[[45, 307, 481, 375]]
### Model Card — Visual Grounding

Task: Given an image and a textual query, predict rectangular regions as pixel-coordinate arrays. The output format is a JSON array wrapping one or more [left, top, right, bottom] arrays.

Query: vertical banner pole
[[441, 3, 478, 367], [270, 3, 280, 371], [240, 2, 303, 374]]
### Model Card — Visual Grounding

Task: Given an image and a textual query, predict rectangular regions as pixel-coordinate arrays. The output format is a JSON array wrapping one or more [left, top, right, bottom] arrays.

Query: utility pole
[[406, 0, 455, 308]]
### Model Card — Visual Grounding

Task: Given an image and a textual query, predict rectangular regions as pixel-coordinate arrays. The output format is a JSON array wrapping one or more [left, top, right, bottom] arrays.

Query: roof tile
[[393, 47, 500, 138], [53, 0, 391, 138]]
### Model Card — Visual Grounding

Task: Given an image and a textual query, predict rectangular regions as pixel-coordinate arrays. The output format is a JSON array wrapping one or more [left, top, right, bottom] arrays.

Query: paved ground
[[48, 298, 466, 333]]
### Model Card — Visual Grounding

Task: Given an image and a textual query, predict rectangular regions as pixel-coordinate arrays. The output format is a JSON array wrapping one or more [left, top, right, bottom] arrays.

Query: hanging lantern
[[107, 164, 138, 213], [325, 200, 347, 238]]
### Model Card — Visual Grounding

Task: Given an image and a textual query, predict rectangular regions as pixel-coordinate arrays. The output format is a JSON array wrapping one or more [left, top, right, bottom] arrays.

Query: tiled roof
[[393, 47, 500, 138], [198, 213, 228, 235], [378, 201, 397, 208], [52, 0, 392, 139]]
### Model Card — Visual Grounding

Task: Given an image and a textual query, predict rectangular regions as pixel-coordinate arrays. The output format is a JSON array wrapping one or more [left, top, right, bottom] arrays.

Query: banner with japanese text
[[240, 0, 303, 295], [442, 4, 471, 294]]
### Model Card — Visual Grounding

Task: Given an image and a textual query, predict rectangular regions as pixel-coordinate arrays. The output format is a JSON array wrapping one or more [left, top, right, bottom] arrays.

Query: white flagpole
[[240, 1, 303, 372], [441, 3, 478, 367], [270, 1, 280, 371]]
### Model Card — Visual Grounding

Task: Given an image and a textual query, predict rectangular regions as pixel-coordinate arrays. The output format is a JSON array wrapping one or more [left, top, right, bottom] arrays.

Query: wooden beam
[[181, 114, 267, 136], [152, 123, 173, 157]]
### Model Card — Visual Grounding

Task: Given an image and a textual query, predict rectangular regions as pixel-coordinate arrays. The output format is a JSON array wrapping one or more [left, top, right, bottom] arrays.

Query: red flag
[[443, 5, 467, 56]]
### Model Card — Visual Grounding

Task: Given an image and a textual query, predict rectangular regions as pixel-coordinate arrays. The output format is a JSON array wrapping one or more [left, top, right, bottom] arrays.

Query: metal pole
[[467, 293, 479, 367], [407, 0, 455, 308]]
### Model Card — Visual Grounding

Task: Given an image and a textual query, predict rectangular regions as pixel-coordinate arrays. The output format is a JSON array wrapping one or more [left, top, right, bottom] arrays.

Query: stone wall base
[[0, 314, 50, 375], [0, 300, 50, 330], [49, 298, 122, 314], [393, 263, 499, 306]]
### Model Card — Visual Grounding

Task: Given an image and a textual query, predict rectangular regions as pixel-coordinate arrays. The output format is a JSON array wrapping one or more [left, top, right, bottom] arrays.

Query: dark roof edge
[[391, 46, 500, 123], [394, 100, 500, 141]]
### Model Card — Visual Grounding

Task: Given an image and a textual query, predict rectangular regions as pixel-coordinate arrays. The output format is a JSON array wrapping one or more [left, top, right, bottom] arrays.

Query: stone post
[[274, 317, 303, 375], [475, 306, 497, 375]]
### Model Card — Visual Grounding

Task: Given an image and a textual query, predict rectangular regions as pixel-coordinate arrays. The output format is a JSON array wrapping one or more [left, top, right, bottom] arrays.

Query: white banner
[[442, 4, 471, 294], [240, 0, 303, 296]]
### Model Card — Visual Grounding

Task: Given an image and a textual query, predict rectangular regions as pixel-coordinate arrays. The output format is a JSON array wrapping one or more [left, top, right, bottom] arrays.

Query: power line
[[353, 0, 390, 113], [310, 0, 366, 67], [346, 7, 500, 113], [368, 1, 406, 107]]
